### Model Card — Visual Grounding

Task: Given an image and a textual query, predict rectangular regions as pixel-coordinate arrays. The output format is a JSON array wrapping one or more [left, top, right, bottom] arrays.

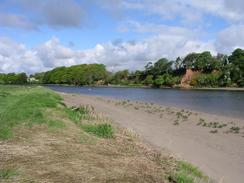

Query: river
[[47, 85, 244, 119]]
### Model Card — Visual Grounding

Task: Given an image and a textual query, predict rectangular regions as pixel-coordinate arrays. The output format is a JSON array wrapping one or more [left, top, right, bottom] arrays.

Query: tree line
[[1, 48, 244, 87], [0, 73, 28, 85]]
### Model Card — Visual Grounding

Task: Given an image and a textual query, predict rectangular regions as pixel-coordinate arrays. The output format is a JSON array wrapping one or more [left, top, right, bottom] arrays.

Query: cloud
[[99, 0, 244, 25], [0, 13, 37, 30], [118, 20, 200, 38], [35, 37, 78, 68], [0, 34, 217, 74], [0, 0, 87, 29], [215, 25, 244, 53], [38, 0, 86, 28], [0, 37, 44, 73]]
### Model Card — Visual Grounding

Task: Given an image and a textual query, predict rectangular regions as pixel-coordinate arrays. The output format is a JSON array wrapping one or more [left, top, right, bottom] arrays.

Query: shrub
[[191, 73, 220, 87], [154, 74, 180, 87]]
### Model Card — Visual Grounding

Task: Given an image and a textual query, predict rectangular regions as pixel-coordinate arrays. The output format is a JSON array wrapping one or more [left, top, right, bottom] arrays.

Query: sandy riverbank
[[60, 92, 244, 183]]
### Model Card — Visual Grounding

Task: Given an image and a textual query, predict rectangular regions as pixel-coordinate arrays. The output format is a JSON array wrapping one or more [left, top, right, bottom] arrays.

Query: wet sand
[[60, 92, 244, 183]]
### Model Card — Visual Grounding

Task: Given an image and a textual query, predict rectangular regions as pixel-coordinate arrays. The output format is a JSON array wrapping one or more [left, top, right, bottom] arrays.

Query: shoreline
[[60, 92, 244, 183], [43, 83, 244, 91]]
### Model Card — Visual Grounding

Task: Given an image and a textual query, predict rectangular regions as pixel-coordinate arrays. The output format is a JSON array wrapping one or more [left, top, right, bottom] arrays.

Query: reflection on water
[[47, 85, 244, 119]]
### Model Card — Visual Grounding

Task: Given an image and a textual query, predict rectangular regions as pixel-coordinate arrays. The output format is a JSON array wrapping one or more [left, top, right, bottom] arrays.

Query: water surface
[[47, 85, 244, 119]]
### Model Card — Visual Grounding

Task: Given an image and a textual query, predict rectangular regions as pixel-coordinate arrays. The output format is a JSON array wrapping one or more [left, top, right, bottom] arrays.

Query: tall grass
[[65, 105, 114, 138], [0, 168, 17, 180], [81, 123, 113, 138], [168, 161, 207, 183]]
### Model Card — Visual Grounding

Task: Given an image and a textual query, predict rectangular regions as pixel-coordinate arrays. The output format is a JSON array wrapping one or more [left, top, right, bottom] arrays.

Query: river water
[[47, 85, 244, 119]]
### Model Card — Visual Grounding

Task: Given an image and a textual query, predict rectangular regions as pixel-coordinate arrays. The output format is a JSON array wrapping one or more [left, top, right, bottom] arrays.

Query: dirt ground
[[0, 102, 175, 183]]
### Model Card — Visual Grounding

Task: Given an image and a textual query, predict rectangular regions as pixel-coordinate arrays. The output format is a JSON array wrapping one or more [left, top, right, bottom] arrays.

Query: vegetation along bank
[[0, 48, 244, 88]]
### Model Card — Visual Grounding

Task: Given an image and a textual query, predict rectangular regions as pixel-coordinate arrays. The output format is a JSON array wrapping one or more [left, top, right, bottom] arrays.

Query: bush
[[143, 75, 154, 86], [190, 73, 220, 87], [154, 74, 180, 87]]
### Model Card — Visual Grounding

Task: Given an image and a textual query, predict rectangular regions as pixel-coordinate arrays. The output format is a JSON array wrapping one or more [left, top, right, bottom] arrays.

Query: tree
[[143, 75, 154, 86], [228, 48, 244, 86], [182, 51, 218, 72], [42, 64, 108, 85], [0, 72, 27, 84], [152, 58, 172, 76], [16, 73, 27, 84], [182, 53, 199, 69], [109, 70, 129, 85], [144, 62, 153, 75]]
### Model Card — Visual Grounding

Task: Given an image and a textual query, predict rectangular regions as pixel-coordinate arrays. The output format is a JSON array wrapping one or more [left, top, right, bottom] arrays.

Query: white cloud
[[100, 0, 244, 25], [35, 37, 78, 68], [0, 37, 43, 73], [215, 25, 244, 53], [0, 33, 217, 74], [118, 20, 200, 38]]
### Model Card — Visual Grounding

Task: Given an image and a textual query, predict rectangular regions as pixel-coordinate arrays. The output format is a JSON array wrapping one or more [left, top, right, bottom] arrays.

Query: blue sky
[[0, 0, 244, 74]]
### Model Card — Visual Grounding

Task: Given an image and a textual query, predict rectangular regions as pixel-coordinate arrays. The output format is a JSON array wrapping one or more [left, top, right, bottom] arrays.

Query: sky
[[0, 0, 244, 74]]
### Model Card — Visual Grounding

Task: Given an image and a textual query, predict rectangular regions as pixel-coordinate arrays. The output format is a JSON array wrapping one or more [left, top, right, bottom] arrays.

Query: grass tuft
[[168, 161, 205, 183], [0, 168, 17, 180], [65, 106, 91, 123], [80, 123, 114, 138]]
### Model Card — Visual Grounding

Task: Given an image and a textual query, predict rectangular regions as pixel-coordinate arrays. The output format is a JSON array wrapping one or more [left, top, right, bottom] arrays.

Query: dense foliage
[[1, 48, 244, 87], [39, 64, 108, 85], [106, 48, 244, 87], [0, 73, 27, 84]]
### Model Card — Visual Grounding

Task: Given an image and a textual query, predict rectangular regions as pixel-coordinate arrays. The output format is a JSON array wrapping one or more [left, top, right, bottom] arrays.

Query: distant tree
[[182, 51, 218, 72], [0, 72, 27, 84], [154, 74, 177, 87], [0, 74, 5, 84], [143, 75, 154, 86], [174, 57, 183, 70], [182, 53, 199, 69], [228, 48, 244, 86], [16, 73, 28, 84], [29, 48, 244, 88], [144, 62, 153, 75], [42, 64, 108, 85], [173, 57, 185, 76], [152, 58, 172, 76], [109, 70, 129, 85]]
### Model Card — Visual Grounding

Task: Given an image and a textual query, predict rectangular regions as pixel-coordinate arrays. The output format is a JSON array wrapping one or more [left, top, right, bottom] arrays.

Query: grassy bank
[[0, 85, 211, 183], [0, 85, 63, 139]]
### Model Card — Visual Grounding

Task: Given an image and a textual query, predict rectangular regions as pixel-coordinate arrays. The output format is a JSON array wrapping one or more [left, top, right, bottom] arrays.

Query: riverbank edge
[[43, 83, 244, 91]]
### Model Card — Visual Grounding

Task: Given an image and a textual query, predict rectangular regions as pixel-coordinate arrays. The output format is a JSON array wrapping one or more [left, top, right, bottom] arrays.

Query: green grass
[[0, 168, 17, 180], [65, 106, 91, 124], [0, 85, 63, 139], [0, 85, 114, 141], [80, 123, 114, 138], [65, 105, 114, 138], [168, 161, 206, 183]]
